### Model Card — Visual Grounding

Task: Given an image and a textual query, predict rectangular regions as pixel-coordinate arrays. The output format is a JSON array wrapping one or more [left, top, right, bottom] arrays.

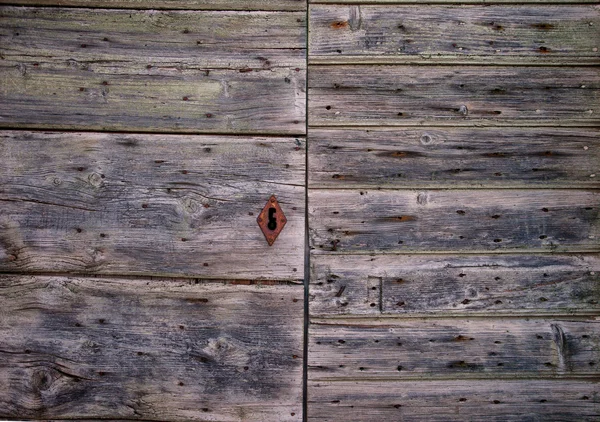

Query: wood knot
[[88, 172, 104, 187], [420, 133, 433, 145], [32, 369, 53, 391]]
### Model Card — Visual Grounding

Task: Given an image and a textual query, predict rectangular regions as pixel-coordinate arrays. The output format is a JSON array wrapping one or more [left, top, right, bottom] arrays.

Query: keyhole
[[268, 207, 277, 230]]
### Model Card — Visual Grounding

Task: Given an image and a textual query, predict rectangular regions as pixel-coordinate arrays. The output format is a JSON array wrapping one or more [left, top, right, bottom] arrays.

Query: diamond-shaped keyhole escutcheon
[[257, 195, 287, 246]]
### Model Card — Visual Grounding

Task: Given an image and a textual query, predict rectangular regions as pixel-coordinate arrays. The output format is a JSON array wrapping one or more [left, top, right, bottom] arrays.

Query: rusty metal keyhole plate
[[257, 195, 287, 246]]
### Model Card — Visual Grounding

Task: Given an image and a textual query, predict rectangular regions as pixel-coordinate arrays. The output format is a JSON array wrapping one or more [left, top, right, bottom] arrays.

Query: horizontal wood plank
[[309, 189, 599, 253], [0, 0, 306, 10], [309, 318, 600, 380], [308, 379, 600, 421], [308, 65, 599, 127], [310, 254, 600, 316], [309, 5, 600, 65], [0, 131, 305, 280], [0, 274, 303, 420], [0, 7, 306, 68], [0, 7, 306, 134], [309, 128, 600, 188]]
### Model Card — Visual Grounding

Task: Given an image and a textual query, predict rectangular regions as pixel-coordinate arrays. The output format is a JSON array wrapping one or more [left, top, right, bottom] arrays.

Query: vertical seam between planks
[[303, 1, 310, 420]]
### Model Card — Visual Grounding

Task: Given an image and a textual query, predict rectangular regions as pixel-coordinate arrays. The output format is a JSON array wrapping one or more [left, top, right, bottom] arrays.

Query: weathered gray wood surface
[[310, 254, 600, 317], [309, 128, 600, 188], [308, 379, 600, 421], [309, 318, 600, 380], [0, 7, 306, 134], [309, 5, 600, 65], [306, 1, 600, 420], [0, 274, 303, 420], [1, 7, 306, 68], [0, 0, 305, 10], [0, 131, 305, 280], [309, 189, 599, 253], [309, 65, 599, 127]]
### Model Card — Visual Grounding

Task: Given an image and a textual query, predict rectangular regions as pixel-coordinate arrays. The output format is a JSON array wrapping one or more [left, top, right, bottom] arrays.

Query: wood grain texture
[[308, 65, 599, 127], [310, 254, 600, 317], [0, 274, 303, 420], [309, 189, 599, 253], [308, 379, 600, 421], [309, 5, 600, 65], [309, 318, 600, 380], [309, 128, 600, 188], [0, 7, 306, 134], [0, 131, 305, 280], [0, 0, 306, 10]]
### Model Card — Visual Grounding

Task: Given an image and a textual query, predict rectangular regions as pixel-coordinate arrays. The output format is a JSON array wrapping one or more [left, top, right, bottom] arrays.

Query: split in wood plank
[[309, 317, 600, 380], [0, 274, 303, 420], [309, 189, 599, 253], [309, 65, 599, 127], [309, 5, 600, 65], [308, 379, 600, 421], [0, 130, 305, 280], [0, 7, 306, 134], [309, 128, 600, 188]]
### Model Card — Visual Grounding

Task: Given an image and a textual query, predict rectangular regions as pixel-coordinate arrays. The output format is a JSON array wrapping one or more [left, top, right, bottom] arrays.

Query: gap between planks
[[0, 127, 308, 139], [309, 374, 600, 382], [0, 7, 303, 12], [308, 186, 600, 190], [309, 122, 600, 128], [310, 313, 600, 320], [309, 58, 600, 66], [310, 315, 599, 322], [0, 271, 303, 285], [310, 249, 600, 255], [303, 4, 310, 419], [0, 2, 306, 11]]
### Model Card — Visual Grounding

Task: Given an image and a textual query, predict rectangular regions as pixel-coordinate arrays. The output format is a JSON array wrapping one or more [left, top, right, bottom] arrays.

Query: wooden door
[[0, 1, 306, 420], [306, 2, 600, 420], [2, 0, 600, 420]]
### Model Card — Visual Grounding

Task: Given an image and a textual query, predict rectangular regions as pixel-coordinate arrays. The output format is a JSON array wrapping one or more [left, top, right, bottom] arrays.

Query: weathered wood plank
[[310, 254, 600, 317], [0, 7, 306, 68], [309, 189, 599, 253], [0, 131, 305, 280], [0, 7, 306, 134], [309, 128, 600, 188], [308, 379, 600, 421], [309, 318, 600, 380], [309, 5, 600, 65], [308, 65, 599, 127], [0, 0, 306, 10], [0, 274, 303, 420]]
